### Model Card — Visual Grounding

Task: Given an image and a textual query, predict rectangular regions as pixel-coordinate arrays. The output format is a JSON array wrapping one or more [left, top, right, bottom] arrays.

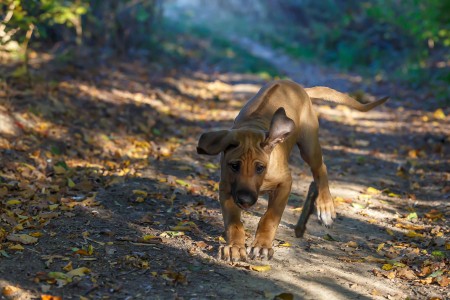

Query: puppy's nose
[[235, 190, 257, 209]]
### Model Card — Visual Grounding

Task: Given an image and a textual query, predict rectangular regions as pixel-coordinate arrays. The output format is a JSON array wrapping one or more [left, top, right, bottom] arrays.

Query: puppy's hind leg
[[297, 116, 336, 227]]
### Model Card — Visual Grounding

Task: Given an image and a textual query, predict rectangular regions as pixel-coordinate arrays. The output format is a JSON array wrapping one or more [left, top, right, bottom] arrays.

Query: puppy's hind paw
[[218, 245, 247, 262], [317, 207, 336, 228]]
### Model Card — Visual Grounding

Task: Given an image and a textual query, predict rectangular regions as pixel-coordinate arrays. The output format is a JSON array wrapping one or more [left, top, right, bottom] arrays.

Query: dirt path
[[0, 35, 449, 300]]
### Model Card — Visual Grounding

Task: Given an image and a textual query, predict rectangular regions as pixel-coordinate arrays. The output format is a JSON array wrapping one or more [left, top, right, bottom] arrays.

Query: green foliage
[[1, 0, 163, 54]]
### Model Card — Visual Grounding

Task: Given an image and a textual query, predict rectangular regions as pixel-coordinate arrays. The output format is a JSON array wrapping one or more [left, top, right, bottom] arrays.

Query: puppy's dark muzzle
[[235, 190, 257, 209]]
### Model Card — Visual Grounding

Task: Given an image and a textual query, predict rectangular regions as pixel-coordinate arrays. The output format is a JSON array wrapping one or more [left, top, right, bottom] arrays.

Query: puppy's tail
[[305, 86, 388, 112]]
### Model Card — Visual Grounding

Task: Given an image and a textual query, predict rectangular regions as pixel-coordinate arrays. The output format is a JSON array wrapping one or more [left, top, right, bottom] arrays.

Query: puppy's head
[[197, 108, 295, 210]]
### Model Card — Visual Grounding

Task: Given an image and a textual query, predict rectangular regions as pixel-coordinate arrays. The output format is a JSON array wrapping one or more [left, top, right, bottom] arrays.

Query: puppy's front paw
[[247, 240, 274, 260], [316, 195, 336, 227], [218, 244, 247, 262]]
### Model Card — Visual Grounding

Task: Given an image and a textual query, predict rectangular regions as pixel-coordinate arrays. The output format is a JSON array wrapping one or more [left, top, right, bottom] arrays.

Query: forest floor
[[0, 29, 449, 300]]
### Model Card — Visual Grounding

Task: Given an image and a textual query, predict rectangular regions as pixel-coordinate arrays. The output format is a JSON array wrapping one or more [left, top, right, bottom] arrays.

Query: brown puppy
[[197, 80, 387, 261]]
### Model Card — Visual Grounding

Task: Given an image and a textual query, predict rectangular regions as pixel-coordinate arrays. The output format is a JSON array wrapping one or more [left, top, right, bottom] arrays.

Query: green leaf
[[67, 178, 76, 188], [406, 212, 418, 220], [428, 270, 444, 278], [175, 179, 189, 187], [55, 160, 69, 170], [352, 202, 366, 209], [50, 145, 61, 155], [323, 233, 337, 241], [431, 250, 445, 258]]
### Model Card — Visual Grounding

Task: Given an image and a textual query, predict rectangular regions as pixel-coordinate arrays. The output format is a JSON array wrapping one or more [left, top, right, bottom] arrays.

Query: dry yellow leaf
[[6, 199, 21, 206], [386, 228, 394, 236], [377, 242, 385, 252], [405, 230, 423, 238], [49, 204, 59, 211], [433, 108, 446, 119], [63, 261, 73, 271], [394, 222, 424, 230], [66, 267, 90, 279], [9, 244, 24, 251], [382, 264, 393, 271], [278, 242, 291, 247], [386, 271, 396, 279], [366, 187, 381, 195], [29, 232, 43, 237], [132, 189, 148, 197], [250, 265, 271, 272]]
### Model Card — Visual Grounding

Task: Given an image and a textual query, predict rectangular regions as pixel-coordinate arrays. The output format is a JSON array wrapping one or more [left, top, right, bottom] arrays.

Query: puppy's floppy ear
[[197, 130, 238, 155], [262, 107, 295, 151]]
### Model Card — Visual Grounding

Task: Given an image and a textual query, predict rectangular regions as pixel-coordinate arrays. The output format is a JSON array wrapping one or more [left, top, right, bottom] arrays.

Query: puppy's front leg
[[219, 189, 247, 262], [248, 179, 292, 260]]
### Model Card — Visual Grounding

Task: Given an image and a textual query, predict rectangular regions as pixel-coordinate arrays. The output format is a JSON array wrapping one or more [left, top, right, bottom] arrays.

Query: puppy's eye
[[228, 161, 241, 173], [255, 164, 266, 174]]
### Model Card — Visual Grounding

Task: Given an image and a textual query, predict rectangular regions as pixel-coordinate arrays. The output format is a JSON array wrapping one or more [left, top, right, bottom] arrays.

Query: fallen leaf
[[352, 202, 366, 209], [396, 267, 416, 280], [428, 270, 444, 278], [66, 267, 90, 279], [9, 244, 25, 251], [278, 241, 291, 247], [175, 179, 189, 187], [431, 250, 445, 258], [6, 199, 21, 206], [53, 165, 66, 174], [250, 265, 271, 272], [7, 233, 38, 244], [405, 230, 423, 238], [41, 295, 62, 300], [406, 212, 418, 220], [382, 264, 394, 271], [62, 261, 73, 271], [377, 243, 385, 252], [437, 276, 449, 287], [424, 209, 443, 220], [366, 187, 381, 195], [2, 286, 21, 297], [433, 108, 446, 119], [132, 189, 148, 197], [386, 271, 396, 279], [67, 178, 76, 188], [323, 234, 337, 241]]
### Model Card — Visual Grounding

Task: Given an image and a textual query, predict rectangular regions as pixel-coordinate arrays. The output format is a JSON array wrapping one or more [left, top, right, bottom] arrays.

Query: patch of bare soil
[[0, 41, 449, 300]]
